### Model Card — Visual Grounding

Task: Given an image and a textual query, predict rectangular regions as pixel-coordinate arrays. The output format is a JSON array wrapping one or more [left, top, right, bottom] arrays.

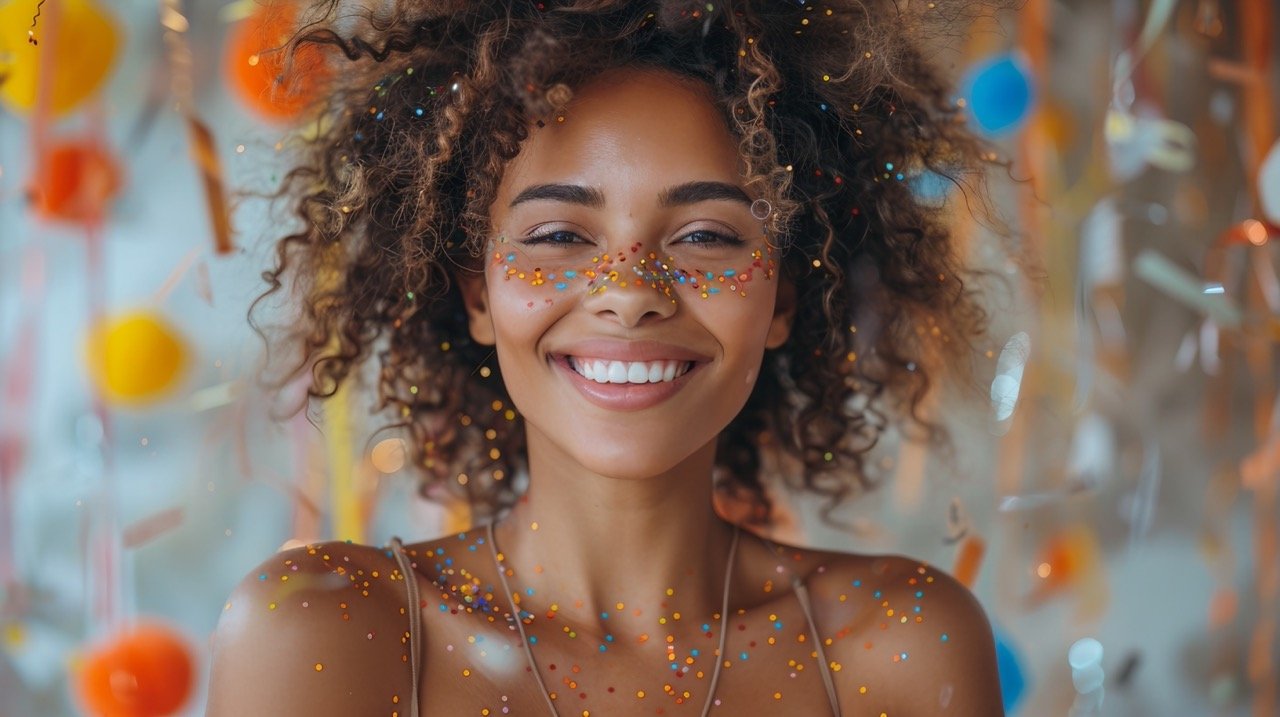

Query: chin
[[593, 442, 702, 481]]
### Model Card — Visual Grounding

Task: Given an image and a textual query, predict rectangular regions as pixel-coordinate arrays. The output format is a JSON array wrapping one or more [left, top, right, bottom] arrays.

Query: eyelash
[[522, 229, 745, 247]]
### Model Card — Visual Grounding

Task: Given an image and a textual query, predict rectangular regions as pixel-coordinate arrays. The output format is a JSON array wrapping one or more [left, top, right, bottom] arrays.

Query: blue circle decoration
[[994, 626, 1028, 714], [964, 52, 1035, 136]]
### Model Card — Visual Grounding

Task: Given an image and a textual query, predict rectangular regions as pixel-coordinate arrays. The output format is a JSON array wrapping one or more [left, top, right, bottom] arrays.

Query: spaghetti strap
[[390, 537, 422, 717], [757, 533, 843, 716], [793, 576, 842, 716]]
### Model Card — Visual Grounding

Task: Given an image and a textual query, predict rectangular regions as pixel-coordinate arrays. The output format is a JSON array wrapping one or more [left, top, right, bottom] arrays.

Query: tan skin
[[207, 68, 1003, 716]]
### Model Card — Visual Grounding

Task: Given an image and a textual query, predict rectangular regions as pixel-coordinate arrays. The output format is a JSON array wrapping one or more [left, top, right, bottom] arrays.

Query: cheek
[[486, 267, 566, 319], [686, 286, 778, 365]]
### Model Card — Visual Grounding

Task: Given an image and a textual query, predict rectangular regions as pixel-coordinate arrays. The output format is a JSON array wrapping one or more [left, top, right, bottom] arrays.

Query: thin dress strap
[[757, 534, 842, 716], [390, 537, 422, 717], [793, 577, 841, 716]]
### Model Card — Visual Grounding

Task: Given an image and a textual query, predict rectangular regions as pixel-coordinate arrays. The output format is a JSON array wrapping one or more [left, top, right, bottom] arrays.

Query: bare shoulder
[[748, 537, 1003, 716], [206, 540, 420, 716]]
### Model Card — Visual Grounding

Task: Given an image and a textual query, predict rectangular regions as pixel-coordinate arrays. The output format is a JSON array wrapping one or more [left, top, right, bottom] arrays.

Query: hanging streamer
[[160, 0, 235, 255]]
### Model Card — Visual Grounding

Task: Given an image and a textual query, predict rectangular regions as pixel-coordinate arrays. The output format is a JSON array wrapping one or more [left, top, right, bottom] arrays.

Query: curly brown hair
[[251, 0, 1007, 526]]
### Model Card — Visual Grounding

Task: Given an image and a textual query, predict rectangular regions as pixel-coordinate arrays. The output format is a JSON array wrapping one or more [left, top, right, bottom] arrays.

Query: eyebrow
[[658, 181, 751, 207], [508, 181, 751, 209]]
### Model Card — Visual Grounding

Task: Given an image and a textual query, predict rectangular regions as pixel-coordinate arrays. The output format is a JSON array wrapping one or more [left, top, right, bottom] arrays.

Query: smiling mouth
[[565, 356, 694, 384]]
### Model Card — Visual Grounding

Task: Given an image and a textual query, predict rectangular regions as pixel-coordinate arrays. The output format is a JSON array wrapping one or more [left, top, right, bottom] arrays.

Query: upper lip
[[551, 339, 713, 363]]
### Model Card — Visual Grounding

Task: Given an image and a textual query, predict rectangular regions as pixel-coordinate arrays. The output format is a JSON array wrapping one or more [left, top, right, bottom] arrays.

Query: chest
[[416, 597, 844, 717]]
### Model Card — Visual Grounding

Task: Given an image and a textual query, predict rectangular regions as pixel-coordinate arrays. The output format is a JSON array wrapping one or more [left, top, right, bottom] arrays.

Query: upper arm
[[813, 555, 1004, 717], [205, 541, 421, 716]]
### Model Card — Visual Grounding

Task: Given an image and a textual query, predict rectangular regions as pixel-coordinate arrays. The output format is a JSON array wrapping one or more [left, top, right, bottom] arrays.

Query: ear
[[764, 277, 796, 349], [457, 270, 496, 346]]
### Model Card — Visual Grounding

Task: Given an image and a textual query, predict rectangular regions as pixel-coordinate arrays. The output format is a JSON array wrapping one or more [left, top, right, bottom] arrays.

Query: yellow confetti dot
[[314, 663, 324, 671], [636, 690, 645, 698], [462, 668, 471, 676], [774, 692, 782, 699], [860, 686, 868, 694]]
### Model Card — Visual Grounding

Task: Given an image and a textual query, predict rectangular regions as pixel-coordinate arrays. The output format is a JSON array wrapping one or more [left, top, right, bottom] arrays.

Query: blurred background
[[1, 0, 1278, 715]]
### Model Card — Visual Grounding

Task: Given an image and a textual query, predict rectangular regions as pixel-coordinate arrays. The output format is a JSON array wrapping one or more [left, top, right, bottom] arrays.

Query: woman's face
[[465, 68, 793, 480]]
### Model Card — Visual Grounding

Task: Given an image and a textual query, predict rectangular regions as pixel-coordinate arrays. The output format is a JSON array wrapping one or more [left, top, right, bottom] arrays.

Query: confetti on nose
[[489, 237, 775, 301]]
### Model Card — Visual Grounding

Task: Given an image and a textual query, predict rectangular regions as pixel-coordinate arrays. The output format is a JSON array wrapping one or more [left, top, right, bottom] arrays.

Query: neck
[[492, 425, 738, 635]]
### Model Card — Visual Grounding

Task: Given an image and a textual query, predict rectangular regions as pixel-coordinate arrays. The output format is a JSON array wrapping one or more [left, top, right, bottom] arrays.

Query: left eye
[[678, 230, 744, 246]]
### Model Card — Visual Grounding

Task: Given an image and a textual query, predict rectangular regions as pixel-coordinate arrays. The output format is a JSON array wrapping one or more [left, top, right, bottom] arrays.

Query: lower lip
[[553, 356, 699, 411]]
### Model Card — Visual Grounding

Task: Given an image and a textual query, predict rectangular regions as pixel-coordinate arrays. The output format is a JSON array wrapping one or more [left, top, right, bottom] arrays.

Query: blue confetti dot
[[258, 573, 267, 581]]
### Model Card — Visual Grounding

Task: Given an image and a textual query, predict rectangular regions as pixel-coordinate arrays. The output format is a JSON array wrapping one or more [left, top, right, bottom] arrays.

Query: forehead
[[498, 69, 742, 194]]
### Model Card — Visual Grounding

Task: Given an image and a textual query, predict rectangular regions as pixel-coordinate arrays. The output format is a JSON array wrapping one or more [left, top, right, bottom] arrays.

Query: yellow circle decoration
[[85, 312, 190, 405], [0, 0, 121, 116]]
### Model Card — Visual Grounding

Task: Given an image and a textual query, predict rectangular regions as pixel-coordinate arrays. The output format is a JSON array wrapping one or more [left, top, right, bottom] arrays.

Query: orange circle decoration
[[0, 0, 121, 116], [30, 139, 123, 223], [75, 622, 196, 717], [84, 312, 191, 407], [224, 1, 330, 122]]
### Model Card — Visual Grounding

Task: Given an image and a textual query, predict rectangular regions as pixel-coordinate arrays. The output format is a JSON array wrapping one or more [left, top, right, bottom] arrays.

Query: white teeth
[[568, 357, 692, 384], [647, 363, 664, 383], [607, 361, 628, 383]]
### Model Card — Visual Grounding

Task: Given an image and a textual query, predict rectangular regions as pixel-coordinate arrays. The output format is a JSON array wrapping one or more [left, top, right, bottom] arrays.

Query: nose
[[581, 262, 679, 327]]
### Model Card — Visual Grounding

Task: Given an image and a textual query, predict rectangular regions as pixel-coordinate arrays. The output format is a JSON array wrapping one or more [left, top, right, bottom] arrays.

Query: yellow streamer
[[325, 380, 362, 542]]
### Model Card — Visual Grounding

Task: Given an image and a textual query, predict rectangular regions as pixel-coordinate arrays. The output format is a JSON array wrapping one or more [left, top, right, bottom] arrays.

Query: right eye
[[522, 230, 587, 246]]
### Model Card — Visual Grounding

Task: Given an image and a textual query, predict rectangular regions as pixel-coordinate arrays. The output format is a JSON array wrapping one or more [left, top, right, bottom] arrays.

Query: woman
[[208, 1, 1006, 714]]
